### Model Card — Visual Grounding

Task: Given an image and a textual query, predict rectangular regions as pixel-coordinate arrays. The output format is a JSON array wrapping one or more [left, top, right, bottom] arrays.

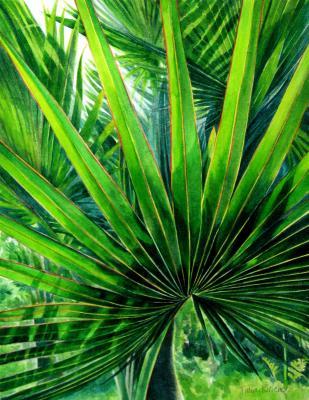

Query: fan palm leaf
[[0, 0, 308, 398]]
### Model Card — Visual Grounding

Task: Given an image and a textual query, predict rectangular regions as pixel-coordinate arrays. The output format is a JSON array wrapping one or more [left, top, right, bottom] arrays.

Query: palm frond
[[0, 0, 307, 398]]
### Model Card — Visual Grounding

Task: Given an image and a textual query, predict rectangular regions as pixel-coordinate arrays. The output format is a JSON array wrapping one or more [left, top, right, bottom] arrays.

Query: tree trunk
[[147, 323, 183, 400]]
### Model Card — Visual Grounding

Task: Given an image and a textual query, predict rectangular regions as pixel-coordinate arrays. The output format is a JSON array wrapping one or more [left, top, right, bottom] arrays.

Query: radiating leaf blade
[[75, 0, 183, 286], [195, 0, 263, 276], [161, 0, 202, 279]]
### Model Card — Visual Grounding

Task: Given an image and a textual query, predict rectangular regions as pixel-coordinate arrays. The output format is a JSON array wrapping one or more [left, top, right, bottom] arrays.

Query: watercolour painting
[[0, 1, 308, 399]]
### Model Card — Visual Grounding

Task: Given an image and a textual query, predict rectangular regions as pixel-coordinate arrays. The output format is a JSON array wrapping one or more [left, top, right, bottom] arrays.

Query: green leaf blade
[[161, 0, 202, 279], [75, 0, 183, 286], [194, 0, 264, 279]]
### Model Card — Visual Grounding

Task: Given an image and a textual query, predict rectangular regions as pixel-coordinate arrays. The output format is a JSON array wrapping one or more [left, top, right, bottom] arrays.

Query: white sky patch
[[23, 0, 141, 113], [25, 0, 76, 28], [24, 0, 89, 56]]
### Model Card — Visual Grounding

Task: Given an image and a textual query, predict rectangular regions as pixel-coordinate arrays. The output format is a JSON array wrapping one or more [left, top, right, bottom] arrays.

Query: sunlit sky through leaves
[[25, 0, 75, 28], [25, 0, 88, 54], [23, 0, 138, 110]]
